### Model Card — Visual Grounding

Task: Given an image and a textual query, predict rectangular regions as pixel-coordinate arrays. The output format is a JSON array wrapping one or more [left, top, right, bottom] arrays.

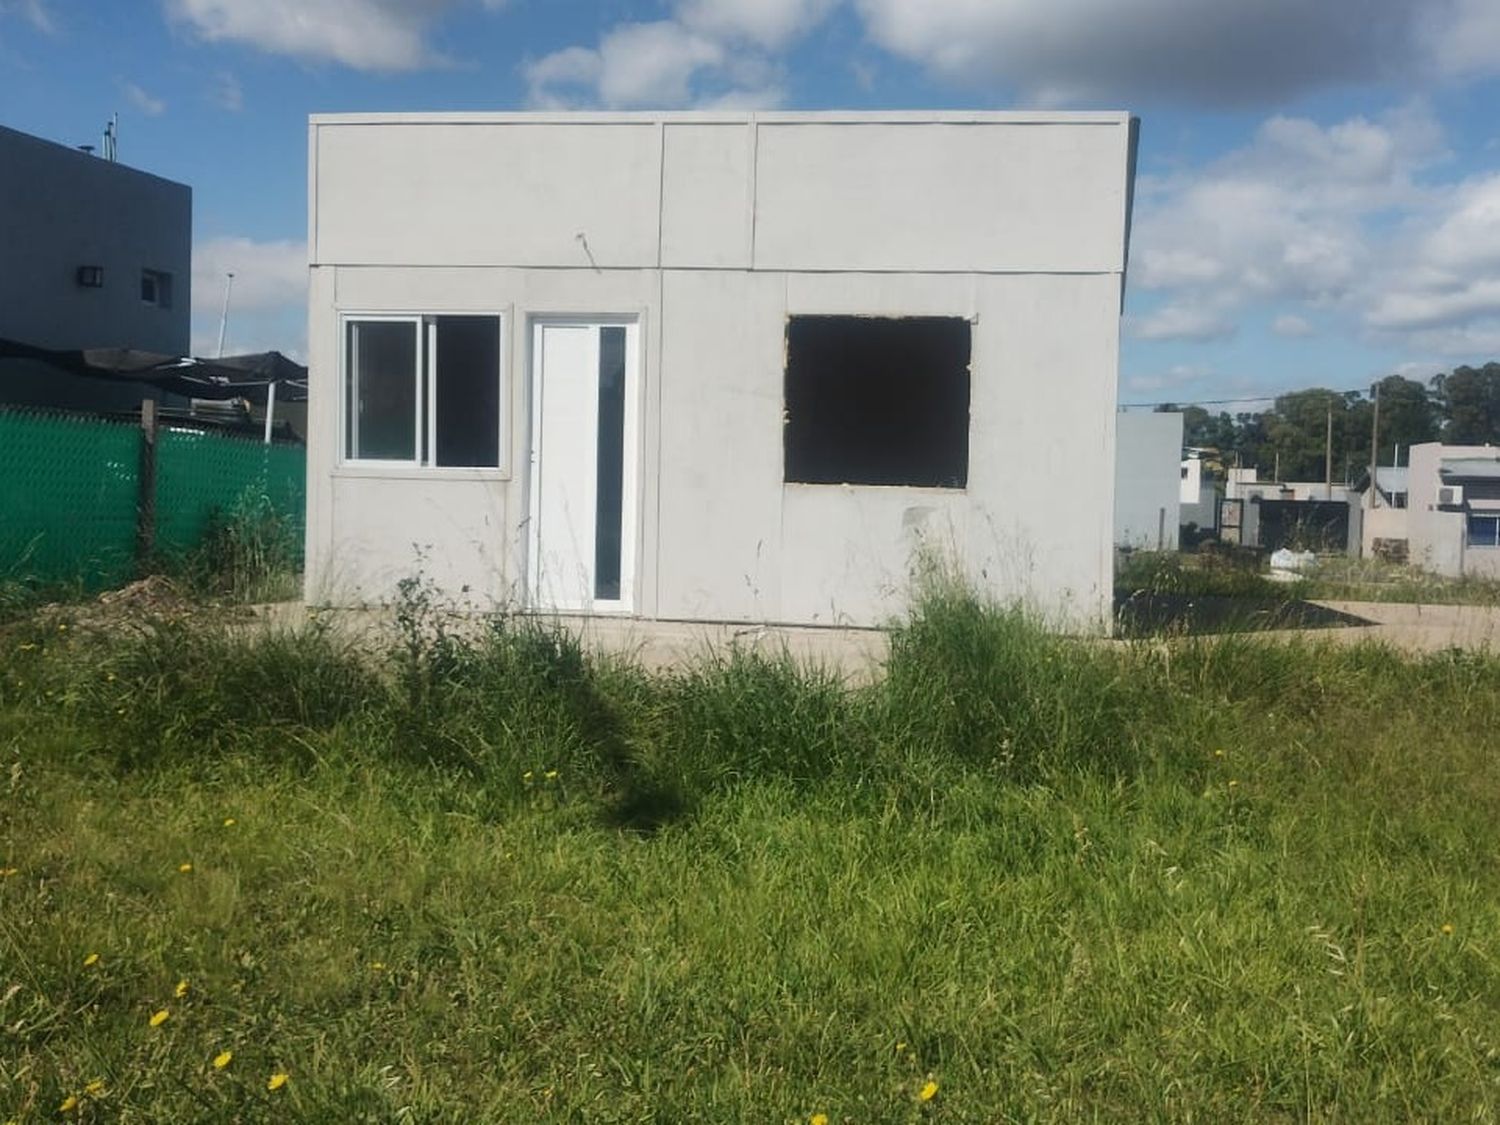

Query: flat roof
[[309, 109, 1134, 127]]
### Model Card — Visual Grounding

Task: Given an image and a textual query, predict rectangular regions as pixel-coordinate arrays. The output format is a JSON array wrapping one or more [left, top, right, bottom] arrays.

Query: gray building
[[1, 123, 191, 409]]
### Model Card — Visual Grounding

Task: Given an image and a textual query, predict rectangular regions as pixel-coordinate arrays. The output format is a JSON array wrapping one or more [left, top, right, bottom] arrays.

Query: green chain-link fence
[[0, 409, 305, 590]]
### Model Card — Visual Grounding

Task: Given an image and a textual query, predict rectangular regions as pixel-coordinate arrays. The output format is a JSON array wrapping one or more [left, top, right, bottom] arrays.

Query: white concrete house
[[305, 111, 1138, 631], [1115, 411, 1182, 551], [1406, 443, 1500, 578]]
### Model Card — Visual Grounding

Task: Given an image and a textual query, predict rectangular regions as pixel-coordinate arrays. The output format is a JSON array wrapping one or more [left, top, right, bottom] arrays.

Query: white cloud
[[212, 70, 243, 111], [1129, 304, 1236, 343], [0, 0, 53, 33], [676, 0, 839, 49], [163, 0, 456, 71], [1134, 101, 1500, 364], [1132, 105, 1446, 338], [1272, 314, 1315, 338], [1124, 364, 1212, 394], [852, 0, 1500, 107], [191, 236, 307, 357], [123, 82, 166, 116], [524, 17, 788, 109]]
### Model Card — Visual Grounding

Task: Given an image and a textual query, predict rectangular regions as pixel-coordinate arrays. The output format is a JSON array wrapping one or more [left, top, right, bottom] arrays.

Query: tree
[[1366, 374, 1437, 466], [1432, 363, 1500, 445], [1262, 388, 1359, 482]]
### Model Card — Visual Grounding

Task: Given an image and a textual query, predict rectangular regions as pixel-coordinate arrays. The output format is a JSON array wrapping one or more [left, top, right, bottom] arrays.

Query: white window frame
[[338, 311, 507, 475]]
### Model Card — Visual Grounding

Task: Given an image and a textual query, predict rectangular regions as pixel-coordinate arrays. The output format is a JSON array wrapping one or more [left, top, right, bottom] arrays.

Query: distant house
[[1221, 468, 1359, 555], [304, 110, 1139, 631], [0, 123, 191, 411], [1405, 444, 1500, 578], [1354, 466, 1409, 561], [1115, 411, 1182, 550]]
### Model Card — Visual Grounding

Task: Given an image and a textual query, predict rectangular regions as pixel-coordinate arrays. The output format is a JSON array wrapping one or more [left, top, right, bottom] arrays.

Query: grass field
[[3, 580, 1499, 1121]]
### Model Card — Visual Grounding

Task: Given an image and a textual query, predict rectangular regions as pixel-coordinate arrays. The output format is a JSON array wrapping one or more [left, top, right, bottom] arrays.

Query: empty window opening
[[140, 269, 173, 308], [345, 314, 502, 467], [783, 316, 970, 489]]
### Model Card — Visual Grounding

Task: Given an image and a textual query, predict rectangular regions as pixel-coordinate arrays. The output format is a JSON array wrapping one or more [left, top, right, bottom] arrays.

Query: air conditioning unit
[[1437, 485, 1464, 506]]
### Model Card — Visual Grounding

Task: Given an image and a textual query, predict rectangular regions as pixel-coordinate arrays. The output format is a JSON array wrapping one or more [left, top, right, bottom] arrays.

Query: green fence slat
[[156, 428, 307, 562], [0, 410, 305, 591], [0, 411, 141, 588]]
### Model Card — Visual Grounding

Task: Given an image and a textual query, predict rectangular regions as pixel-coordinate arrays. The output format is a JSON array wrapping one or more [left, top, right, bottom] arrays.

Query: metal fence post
[[136, 398, 157, 570]]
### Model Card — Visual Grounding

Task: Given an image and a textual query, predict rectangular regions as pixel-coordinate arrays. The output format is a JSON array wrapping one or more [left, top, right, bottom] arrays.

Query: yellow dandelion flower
[[1441, 922, 1455, 935], [106, 672, 116, 682], [544, 769, 559, 780], [268, 1072, 289, 1092], [1228, 779, 1240, 789], [149, 1008, 170, 1027], [83, 952, 100, 967], [57, 623, 67, 632], [223, 817, 237, 827], [369, 961, 386, 971], [83, 1078, 105, 1097], [175, 979, 190, 998], [178, 862, 193, 873], [213, 1050, 233, 1070], [895, 1041, 907, 1052], [919, 1080, 939, 1102], [1213, 749, 1225, 758], [58, 1094, 78, 1112], [811, 1115, 829, 1125], [523, 770, 533, 782]]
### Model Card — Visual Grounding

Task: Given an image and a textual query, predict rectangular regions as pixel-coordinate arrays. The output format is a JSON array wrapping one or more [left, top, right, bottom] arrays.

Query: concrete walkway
[[1297, 600, 1500, 653], [252, 599, 1500, 680]]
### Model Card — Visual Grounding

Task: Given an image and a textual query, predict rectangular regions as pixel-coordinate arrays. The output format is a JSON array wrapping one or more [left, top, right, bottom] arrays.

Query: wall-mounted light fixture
[[76, 265, 104, 288]]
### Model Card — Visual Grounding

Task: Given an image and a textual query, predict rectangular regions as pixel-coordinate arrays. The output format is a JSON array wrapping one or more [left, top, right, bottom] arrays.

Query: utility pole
[[1368, 381, 1381, 509], [1325, 399, 1334, 500], [215, 272, 235, 358]]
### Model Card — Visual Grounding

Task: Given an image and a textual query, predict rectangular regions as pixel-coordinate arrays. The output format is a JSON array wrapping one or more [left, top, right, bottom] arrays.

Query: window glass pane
[[783, 316, 970, 488], [1469, 514, 1500, 547], [594, 325, 626, 600], [346, 320, 417, 461], [433, 316, 501, 468]]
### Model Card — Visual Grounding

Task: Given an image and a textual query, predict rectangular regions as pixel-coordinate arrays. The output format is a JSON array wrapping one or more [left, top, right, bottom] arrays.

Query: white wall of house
[[305, 111, 1136, 632], [1115, 411, 1182, 550], [1407, 442, 1500, 578]]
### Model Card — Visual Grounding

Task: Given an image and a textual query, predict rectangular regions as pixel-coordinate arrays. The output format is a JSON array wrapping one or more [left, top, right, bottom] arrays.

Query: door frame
[[525, 313, 643, 614]]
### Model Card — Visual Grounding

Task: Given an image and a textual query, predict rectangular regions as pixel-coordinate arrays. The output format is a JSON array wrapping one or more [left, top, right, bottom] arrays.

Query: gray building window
[[140, 269, 173, 309], [1467, 513, 1500, 548]]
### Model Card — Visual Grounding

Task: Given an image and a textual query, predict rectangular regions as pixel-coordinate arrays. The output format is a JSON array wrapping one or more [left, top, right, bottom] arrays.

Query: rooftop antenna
[[102, 113, 118, 162]]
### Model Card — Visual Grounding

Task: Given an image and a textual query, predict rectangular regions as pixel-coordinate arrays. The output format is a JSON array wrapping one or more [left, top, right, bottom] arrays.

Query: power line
[[1120, 387, 1370, 410]]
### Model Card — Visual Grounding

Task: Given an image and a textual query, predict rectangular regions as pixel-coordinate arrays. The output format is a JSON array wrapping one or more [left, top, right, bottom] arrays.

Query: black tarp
[[0, 337, 307, 404]]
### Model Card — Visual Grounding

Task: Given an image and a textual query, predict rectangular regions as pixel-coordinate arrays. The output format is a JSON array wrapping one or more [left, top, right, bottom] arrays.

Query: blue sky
[[3, 0, 1500, 407]]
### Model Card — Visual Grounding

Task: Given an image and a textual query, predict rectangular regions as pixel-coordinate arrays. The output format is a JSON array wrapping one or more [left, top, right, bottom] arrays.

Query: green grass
[[1295, 556, 1500, 605], [2, 581, 1499, 1121]]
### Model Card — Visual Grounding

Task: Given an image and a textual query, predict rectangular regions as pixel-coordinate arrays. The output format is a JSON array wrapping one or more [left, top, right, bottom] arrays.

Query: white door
[[528, 318, 638, 612]]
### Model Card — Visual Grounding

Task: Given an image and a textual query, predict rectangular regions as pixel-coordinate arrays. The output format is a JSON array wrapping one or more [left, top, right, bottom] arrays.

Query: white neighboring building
[[1358, 466, 1409, 560], [304, 110, 1138, 632], [1406, 443, 1500, 578], [1115, 411, 1182, 550]]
